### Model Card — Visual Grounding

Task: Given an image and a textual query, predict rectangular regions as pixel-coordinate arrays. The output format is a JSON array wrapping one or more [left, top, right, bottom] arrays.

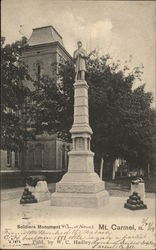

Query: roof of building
[[28, 25, 64, 47]]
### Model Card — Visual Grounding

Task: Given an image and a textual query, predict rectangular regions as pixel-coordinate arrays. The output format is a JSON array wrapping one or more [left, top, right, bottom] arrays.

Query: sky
[[2, 0, 155, 107]]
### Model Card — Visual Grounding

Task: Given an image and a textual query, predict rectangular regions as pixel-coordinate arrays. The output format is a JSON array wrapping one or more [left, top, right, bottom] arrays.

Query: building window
[[37, 63, 41, 81], [33, 61, 43, 81]]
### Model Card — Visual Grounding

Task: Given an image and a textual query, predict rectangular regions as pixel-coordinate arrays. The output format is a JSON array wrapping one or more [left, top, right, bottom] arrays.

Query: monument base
[[51, 172, 109, 208], [51, 190, 109, 208]]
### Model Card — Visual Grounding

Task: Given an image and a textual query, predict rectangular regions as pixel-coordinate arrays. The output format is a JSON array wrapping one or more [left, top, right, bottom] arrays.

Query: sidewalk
[[1, 196, 155, 249], [1, 181, 155, 249]]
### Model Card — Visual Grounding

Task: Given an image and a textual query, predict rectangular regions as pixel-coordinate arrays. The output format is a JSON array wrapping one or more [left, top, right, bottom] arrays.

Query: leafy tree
[[1, 36, 32, 151], [86, 56, 154, 172], [31, 54, 154, 176], [31, 62, 74, 140]]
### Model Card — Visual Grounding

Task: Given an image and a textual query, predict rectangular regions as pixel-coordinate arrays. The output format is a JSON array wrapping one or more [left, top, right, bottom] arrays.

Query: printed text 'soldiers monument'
[[51, 41, 109, 207]]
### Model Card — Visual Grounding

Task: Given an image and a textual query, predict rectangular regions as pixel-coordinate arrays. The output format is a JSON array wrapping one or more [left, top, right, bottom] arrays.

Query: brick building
[[1, 26, 72, 187], [22, 25, 71, 89]]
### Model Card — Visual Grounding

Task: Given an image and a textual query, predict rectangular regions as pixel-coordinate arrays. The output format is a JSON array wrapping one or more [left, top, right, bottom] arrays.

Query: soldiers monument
[[51, 41, 109, 207]]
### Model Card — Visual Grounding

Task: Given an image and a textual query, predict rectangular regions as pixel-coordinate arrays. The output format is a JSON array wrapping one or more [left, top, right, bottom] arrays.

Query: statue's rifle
[[88, 49, 96, 58]]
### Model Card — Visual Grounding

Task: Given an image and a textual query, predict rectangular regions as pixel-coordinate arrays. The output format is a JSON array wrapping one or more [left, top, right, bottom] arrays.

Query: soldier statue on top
[[73, 41, 96, 81]]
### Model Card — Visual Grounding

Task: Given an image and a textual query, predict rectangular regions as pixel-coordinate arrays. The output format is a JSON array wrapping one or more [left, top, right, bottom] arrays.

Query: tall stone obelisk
[[51, 79, 109, 208]]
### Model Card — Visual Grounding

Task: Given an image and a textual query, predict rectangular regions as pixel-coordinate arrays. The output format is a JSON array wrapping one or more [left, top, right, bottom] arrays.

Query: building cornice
[[23, 41, 72, 60]]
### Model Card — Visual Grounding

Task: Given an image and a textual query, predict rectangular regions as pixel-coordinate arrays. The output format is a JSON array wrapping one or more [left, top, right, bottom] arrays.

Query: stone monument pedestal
[[27, 180, 51, 202], [51, 80, 109, 208], [131, 183, 145, 202], [51, 172, 109, 208]]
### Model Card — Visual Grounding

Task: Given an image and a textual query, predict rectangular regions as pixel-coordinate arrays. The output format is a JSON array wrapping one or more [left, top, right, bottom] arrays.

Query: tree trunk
[[147, 163, 150, 179], [112, 161, 116, 180], [100, 157, 104, 180]]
